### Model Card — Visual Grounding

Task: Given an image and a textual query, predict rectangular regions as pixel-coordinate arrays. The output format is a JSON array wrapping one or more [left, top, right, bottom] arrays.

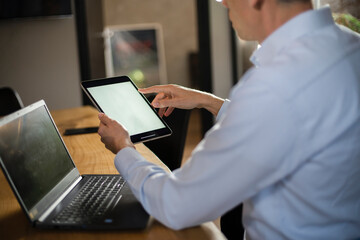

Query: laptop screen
[[0, 104, 75, 210]]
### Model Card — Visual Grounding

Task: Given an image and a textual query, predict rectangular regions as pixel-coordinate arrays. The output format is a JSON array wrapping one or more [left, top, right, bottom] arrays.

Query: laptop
[[0, 100, 149, 230]]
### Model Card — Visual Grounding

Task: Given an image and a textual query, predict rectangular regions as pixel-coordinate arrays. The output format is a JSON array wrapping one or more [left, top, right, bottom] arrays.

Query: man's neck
[[259, 1, 313, 43]]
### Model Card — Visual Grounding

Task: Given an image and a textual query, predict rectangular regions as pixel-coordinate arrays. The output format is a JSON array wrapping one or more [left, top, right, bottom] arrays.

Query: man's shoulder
[[336, 23, 360, 40], [263, 23, 359, 82]]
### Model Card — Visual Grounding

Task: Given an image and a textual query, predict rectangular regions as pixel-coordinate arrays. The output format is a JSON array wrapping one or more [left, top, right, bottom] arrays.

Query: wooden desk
[[0, 106, 226, 240]]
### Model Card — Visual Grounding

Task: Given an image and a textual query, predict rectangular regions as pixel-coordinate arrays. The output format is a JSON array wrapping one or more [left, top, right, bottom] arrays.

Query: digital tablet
[[81, 76, 172, 143]]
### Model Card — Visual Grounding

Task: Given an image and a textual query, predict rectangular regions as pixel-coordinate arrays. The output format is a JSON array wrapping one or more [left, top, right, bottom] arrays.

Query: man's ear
[[249, 0, 264, 10]]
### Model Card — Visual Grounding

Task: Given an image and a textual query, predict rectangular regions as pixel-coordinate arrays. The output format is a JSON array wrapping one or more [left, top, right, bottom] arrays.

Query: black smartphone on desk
[[64, 127, 98, 136]]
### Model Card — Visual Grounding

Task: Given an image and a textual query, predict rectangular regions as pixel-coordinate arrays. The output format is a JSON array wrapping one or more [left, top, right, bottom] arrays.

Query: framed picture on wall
[[103, 23, 167, 88]]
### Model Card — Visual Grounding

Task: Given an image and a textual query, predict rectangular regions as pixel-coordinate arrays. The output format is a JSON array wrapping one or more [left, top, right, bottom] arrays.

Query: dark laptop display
[[0, 105, 74, 210], [0, 100, 149, 230]]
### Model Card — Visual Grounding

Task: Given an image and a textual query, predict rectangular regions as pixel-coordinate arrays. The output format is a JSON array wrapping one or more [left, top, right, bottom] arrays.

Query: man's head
[[222, 0, 313, 42]]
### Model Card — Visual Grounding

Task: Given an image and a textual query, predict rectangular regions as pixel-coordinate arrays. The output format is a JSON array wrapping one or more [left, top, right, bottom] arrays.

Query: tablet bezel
[[81, 76, 172, 143]]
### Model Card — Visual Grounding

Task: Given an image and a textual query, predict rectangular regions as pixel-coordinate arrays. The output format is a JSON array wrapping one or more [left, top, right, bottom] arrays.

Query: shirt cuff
[[114, 147, 146, 179]]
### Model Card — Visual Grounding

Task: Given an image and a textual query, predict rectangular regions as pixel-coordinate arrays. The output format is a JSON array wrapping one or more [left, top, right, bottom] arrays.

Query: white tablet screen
[[87, 82, 165, 136]]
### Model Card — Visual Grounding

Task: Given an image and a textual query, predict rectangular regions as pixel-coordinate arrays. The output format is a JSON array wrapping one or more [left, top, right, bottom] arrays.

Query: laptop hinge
[[38, 176, 82, 222]]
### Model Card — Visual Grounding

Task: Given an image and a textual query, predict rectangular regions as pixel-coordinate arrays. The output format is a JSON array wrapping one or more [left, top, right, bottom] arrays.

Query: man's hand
[[98, 113, 135, 154], [139, 84, 224, 117]]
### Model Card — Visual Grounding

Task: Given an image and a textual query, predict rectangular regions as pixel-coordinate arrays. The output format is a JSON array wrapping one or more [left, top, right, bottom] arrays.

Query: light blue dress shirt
[[114, 7, 360, 239]]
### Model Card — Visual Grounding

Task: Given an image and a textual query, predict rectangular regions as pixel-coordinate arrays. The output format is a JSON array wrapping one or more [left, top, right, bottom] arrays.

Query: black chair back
[[144, 106, 191, 171], [0, 87, 24, 116]]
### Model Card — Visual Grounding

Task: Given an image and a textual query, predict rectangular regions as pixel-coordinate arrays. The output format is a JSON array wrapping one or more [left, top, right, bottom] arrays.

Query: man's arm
[[98, 80, 302, 230], [139, 85, 225, 117]]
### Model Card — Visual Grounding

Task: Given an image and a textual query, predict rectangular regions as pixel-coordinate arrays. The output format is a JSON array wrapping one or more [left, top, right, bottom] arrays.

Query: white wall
[[209, 0, 233, 99], [0, 17, 82, 110]]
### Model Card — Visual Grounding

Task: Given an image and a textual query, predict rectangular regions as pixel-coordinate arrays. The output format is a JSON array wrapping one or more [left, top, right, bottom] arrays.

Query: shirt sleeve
[[216, 99, 231, 121], [114, 80, 303, 230]]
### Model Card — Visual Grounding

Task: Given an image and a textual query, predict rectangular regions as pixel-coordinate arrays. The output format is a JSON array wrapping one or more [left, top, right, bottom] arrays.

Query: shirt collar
[[250, 7, 335, 67]]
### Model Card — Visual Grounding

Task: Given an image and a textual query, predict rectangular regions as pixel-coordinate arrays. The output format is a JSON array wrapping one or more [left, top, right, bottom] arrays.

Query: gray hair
[[277, 0, 311, 3]]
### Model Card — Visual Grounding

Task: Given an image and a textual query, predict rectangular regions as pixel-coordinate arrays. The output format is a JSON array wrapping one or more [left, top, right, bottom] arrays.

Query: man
[[98, 0, 360, 239]]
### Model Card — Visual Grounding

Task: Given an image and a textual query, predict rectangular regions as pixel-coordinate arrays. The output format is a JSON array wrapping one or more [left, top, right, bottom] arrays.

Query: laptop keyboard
[[53, 175, 125, 224]]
